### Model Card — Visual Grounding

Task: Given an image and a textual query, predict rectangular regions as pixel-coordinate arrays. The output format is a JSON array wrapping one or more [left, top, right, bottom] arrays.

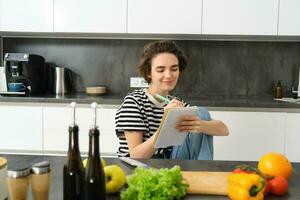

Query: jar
[[6, 167, 30, 200], [30, 161, 51, 200], [0, 157, 8, 200]]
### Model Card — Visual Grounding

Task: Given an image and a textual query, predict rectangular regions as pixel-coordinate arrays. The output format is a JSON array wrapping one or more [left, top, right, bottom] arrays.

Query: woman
[[115, 40, 229, 159]]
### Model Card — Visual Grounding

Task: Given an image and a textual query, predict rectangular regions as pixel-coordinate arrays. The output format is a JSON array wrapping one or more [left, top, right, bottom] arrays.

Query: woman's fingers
[[176, 116, 202, 132], [164, 99, 183, 110]]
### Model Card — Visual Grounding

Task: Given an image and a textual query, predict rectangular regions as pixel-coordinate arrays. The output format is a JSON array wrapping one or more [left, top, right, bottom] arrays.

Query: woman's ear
[[147, 74, 151, 81]]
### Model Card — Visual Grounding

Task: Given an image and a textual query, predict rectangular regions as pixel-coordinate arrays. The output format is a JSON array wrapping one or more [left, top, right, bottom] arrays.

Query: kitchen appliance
[[52, 66, 72, 95], [0, 53, 46, 96]]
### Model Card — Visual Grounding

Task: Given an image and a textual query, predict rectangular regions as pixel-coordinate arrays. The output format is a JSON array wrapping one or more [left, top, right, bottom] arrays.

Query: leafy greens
[[121, 165, 188, 200]]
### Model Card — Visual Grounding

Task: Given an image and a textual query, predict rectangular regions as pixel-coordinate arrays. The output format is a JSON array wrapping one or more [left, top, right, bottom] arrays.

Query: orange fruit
[[258, 152, 293, 179]]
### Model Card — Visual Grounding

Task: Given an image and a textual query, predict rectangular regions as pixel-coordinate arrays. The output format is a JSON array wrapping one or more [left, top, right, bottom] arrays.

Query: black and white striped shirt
[[115, 89, 188, 157]]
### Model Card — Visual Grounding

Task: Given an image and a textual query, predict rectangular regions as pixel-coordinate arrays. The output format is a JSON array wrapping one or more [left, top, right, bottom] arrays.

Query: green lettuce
[[121, 165, 188, 200]]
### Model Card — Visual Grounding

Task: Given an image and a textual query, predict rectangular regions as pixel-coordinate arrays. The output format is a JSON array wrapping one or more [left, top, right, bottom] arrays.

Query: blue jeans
[[154, 107, 214, 160]]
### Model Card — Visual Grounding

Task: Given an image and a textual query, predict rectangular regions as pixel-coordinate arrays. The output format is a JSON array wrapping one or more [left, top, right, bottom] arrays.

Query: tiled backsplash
[[3, 38, 300, 97]]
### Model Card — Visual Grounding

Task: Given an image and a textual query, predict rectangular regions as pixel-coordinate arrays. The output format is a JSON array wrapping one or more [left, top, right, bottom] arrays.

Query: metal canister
[[6, 167, 30, 200], [30, 161, 51, 200]]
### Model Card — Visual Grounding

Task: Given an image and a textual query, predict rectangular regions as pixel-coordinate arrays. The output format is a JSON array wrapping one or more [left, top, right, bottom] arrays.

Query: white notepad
[[154, 106, 198, 148]]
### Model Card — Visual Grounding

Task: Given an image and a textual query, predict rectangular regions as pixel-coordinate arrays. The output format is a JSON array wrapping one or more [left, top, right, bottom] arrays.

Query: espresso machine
[[0, 53, 46, 96]]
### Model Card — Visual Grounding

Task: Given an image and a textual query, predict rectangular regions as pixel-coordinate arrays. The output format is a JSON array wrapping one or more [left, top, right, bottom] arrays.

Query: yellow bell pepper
[[227, 173, 265, 200]]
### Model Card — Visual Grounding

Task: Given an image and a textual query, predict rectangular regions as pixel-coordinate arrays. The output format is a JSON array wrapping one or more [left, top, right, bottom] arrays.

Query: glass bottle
[[274, 80, 283, 99], [63, 102, 84, 200], [83, 102, 106, 200]]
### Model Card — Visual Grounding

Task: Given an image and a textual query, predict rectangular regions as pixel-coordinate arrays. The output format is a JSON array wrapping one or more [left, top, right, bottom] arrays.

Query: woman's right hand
[[164, 99, 183, 111]]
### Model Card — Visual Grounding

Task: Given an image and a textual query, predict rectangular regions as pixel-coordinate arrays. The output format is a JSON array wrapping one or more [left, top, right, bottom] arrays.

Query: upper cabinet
[[0, 0, 53, 32], [54, 0, 127, 33], [202, 0, 279, 35], [127, 0, 202, 34], [278, 0, 300, 35], [2, 0, 300, 37]]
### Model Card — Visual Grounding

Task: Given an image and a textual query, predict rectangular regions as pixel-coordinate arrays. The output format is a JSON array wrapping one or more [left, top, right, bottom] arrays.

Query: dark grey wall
[[3, 38, 300, 97]]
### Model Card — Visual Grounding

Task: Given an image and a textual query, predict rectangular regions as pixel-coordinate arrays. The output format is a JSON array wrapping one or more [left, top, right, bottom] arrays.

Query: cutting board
[[181, 171, 230, 195]]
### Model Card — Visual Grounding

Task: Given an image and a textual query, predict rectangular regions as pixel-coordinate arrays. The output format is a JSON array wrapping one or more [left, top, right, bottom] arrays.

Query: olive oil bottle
[[83, 102, 106, 200], [63, 102, 84, 200]]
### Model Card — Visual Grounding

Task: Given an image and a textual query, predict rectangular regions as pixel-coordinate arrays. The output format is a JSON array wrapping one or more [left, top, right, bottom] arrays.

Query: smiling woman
[[115, 40, 229, 160]]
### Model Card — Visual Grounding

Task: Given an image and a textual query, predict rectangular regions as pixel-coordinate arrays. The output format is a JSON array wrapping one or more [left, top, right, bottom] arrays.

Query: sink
[[274, 97, 300, 104]]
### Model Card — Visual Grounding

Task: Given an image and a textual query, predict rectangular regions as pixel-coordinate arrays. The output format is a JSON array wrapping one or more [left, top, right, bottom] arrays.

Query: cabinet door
[[0, 105, 43, 152], [43, 106, 118, 156], [54, 0, 127, 33], [0, 0, 53, 32], [210, 111, 286, 161], [128, 0, 202, 34], [278, 0, 300, 35], [285, 113, 300, 162], [98, 109, 119, 156], [202, 0, 278, 35]]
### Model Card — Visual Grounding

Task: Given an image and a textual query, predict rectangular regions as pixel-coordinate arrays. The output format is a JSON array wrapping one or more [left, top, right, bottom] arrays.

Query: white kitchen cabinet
[[202, 0, 279, 35], [128, 0, 202, 34], [211, 111, 286, 161], [0, 105, 43, 152], [278, 0, 300, 35], [285, 113, 300, 162], [54, 0, 127, 33], [0, 0, 53, 32], [43, 106, 118, 156]]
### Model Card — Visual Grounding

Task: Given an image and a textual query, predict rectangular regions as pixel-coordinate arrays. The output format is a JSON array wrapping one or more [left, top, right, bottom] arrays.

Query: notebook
[[154, 106, 198, 148]]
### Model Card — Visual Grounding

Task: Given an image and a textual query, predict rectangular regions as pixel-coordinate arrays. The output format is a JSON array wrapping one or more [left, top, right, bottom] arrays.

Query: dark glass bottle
[[63, 103, 84, 200], [83, 103, 106, 200], [274, 80, 283, 99]]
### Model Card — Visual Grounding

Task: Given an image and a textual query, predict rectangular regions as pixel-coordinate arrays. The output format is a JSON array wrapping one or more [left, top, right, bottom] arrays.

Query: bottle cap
[[31, 161, 51, 175], [7, 167, 30, 178]]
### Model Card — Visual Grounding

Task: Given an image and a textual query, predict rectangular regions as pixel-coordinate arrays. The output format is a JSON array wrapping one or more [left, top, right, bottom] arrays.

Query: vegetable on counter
[[227, 173, 265, 200], [121, 165, 188, 200]]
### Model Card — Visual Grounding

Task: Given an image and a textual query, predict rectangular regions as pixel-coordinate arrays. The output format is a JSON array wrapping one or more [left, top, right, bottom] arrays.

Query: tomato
[[232, 167, 256, 174], [232, 168, 245, 173], [269, 176, 288, 196], [263, 177, 270, 196]]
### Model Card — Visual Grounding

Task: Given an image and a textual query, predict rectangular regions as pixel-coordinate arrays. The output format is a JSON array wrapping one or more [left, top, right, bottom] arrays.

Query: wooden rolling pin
[[181, 171, 230, 195]]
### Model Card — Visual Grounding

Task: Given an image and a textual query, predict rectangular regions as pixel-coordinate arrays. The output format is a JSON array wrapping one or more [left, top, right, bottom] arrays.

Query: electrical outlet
[[130, 77, 149, 88]]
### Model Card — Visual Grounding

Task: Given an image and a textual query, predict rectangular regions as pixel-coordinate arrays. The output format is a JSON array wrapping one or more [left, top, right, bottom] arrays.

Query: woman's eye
[[156, 69, 164, 73], [171, 67, 179, 72]]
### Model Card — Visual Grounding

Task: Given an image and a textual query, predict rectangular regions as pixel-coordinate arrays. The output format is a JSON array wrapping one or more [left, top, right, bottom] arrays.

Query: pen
[[155, 94, 170, 103]]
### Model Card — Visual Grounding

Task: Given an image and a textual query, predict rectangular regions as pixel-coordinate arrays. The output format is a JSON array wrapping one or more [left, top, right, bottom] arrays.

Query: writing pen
[[155, 94, 170, 103]]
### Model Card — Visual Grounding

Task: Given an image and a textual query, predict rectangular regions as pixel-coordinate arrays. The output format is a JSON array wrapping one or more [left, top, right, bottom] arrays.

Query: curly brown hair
[[138, 40, 187, 83]]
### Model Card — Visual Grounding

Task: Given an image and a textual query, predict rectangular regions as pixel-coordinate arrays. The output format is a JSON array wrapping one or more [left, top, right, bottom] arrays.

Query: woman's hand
[[164, 99, 183, 111], [176, 115, 229, 136], [175, 115, 203, 133]]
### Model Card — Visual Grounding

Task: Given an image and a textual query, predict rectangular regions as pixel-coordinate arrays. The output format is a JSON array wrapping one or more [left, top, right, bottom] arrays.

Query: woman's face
[[148, 53, 180, 94]]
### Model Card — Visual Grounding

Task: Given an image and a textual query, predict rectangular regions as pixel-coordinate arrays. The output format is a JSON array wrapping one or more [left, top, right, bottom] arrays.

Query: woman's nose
[[164, 70, 172, 78]]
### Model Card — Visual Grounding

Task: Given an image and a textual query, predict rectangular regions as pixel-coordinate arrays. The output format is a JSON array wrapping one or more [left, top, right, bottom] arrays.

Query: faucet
[[298, 66, 300, 97]]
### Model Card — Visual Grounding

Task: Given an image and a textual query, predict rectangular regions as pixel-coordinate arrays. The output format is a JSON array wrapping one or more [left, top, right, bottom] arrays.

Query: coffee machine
[[0, 53, 46, 96]]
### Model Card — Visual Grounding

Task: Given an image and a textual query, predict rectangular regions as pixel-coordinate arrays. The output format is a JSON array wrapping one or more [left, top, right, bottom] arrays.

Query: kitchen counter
[[1, 154, 299, 200], [1, 93, 300, 109]]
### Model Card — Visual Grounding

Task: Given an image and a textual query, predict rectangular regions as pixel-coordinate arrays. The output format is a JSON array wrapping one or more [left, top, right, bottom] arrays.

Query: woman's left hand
[[175, 115, 203, 133]]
